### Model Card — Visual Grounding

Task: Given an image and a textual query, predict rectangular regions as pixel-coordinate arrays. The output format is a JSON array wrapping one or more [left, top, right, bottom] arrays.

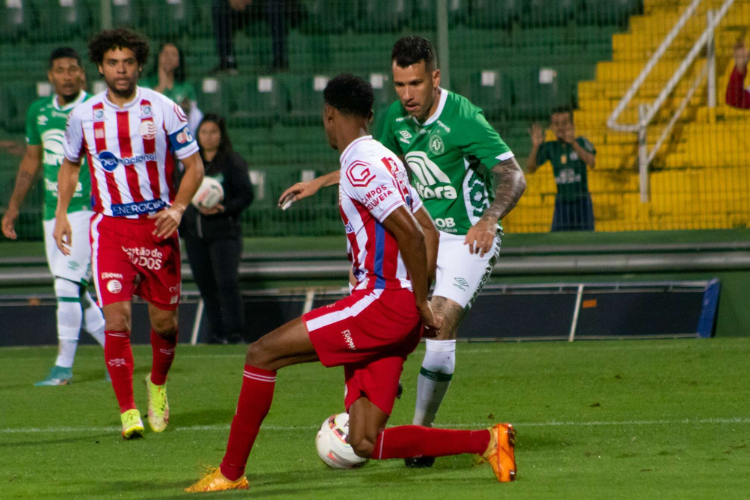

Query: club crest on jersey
[[429, 134, 445, 155], [346, 161, 376, 187], [139, 120, 157, 140], [93, 109, 105, 121]]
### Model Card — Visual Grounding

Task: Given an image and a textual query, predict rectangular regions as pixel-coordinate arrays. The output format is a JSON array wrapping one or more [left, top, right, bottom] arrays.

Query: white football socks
[[82, 291, 106, 347], [54, 279, 83, 369], [413, 339, 456, 427]]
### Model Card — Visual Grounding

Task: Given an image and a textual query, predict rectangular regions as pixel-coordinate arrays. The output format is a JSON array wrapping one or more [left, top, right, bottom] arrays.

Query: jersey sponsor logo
[[38, 115, 48, 126], [139, 121, 157, 140], [41, 129, 66, 166], [93, 109, 105, 121], [362, 185, 396, 211], [94, 128, 105, 139], [141, 104, 152, 117], [106, 279, 122, 294], [101, 272, 123, 280], [399, 131, 412, 140], [67, 261, 81, 271], [97, 150, 158, 172], [111, 198, 168, 217], [44, 178, 83, 197], [434, 217, 456, 230], [121, 245, 164, 270], [345, 161, 376, 187], [345, 221, 354, 234], [453, 277, 469, 291], [428, 134, 445, 155], [341, 329, 356, 350], [436, 120, 451, 133], [405, 152, 457, 200], [555, 168, 581, 185]]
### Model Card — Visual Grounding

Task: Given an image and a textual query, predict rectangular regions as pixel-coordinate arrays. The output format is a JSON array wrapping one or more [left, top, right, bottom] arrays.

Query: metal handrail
[[607, 0, 735, 133]]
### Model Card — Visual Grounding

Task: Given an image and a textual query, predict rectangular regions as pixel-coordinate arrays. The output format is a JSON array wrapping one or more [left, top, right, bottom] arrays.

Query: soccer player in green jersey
[[279, 36, 526, 468], [1, 48, 106, 386], [527, 107, 597, 231]]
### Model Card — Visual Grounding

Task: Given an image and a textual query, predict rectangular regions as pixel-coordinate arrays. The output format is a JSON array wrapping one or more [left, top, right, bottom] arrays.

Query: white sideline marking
[[2, 417, 749, 435]]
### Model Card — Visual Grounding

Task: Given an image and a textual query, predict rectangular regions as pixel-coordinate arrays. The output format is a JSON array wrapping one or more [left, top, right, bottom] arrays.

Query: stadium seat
[[298, 0, 351, 34], [355, 0, 410, 33], [576, 0, 641, 27], [519, 0, 576, 28], [142, 0, 192, 38], [0, 0, 32, 42], [466, 0, 520, 30], [29, 0, 89, 42], [109, 0, 143, 29], [225, 77, 284, 127], [280, 75, 326, 125], [4, 83, 37, 134], [453, 70, 512, 121]]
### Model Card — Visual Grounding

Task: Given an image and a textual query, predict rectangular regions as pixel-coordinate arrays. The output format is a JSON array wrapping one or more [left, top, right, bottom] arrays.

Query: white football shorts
[[43, 210, 94, 285]]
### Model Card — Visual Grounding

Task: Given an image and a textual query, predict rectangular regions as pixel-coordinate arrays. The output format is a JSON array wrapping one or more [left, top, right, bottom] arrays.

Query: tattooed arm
[[2, 144, 42, 239], [464, 156, 526, 257]]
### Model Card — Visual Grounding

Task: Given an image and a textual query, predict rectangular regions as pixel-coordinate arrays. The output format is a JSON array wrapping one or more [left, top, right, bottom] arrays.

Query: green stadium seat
[[576, 0, 641, 27], [519, 0, 576, 28], [453, 70, 512, 121], [0, 1, 32, 42], [142, 0, 192, 38], [355, 0, 410, 33], [225, 77, 284, 128], [467, 0, 519, 30], [110, 0, 143, 29], [280, 75, 326, 126], [29, 0, 90, 42], [5, 83, 37, 134], [510, 67, 573, 121], [299, 0, 351, 34]]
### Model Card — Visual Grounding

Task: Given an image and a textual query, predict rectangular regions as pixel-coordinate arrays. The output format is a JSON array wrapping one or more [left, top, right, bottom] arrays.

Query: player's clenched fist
[[53, 214, 73, 256], [150, 205, 184, 239], [2, 208, 19, 240]]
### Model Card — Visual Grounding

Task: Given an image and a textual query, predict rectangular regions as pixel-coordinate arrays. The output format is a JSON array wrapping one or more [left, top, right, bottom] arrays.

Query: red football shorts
[[90, 214, 181, 310], [302, 288, 422, 415]]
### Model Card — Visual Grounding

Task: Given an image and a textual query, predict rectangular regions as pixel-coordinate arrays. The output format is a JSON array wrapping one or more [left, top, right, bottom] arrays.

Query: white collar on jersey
[[53, 90, 87, 111], [103, 86, 142, 110], [339, 135, 373, 165], [416, 87, 449, 127]]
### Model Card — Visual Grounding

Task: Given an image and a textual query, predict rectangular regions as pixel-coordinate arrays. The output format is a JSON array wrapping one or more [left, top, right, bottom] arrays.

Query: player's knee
[[349, 435, 375, 459], [152, 316, 178, 336], [245, 338, 273, 369]]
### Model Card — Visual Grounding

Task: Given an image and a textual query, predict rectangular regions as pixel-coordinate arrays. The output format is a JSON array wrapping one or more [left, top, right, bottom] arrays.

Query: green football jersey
[[25, 91, 91, 220], [536, 137, 596, 201], [379, 90, 513, 235]]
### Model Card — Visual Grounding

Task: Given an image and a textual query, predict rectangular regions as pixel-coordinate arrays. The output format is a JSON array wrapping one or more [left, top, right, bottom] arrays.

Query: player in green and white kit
[[1, 48, 106, 386], [279, 36, 526, 467]]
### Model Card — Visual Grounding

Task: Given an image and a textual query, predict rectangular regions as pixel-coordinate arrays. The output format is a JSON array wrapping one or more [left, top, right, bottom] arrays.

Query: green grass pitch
[[2, 339, 750, 499]]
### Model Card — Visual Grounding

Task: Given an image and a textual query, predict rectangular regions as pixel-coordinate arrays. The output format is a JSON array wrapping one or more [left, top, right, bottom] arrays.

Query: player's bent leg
[[102, 301, 142, 439], [35, 278, 83, 386], [187, 318, 320, 492], [146, 304, 179, 433], [348, 397, 390, 459]]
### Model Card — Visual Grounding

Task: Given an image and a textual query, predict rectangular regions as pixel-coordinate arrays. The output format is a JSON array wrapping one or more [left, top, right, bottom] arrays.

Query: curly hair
[[323, 74, 374, 119], [88, 28, 149, 66]]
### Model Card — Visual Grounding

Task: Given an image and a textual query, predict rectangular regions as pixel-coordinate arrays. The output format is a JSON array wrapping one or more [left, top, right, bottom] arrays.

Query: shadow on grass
[[175, 409, 235, 427], [0, 433, 112, 448]]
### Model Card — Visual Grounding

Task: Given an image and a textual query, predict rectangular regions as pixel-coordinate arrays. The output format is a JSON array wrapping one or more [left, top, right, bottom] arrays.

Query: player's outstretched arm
[[465, 157, 526, 257], [151, 151, 204, 238], [277, 170, 340, 209], [53, 157, 82, 255], [381, 206, 441, 333], [2, 145, 42, 239]]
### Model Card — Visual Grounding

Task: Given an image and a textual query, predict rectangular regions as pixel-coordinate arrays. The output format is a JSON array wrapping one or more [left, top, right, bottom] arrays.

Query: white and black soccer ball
[[315, 413, 369, 470], [191, 176, 224, 209]]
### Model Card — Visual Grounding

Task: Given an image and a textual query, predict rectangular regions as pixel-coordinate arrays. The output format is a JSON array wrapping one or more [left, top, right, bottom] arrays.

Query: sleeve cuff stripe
[[496, 152, 515, 161]]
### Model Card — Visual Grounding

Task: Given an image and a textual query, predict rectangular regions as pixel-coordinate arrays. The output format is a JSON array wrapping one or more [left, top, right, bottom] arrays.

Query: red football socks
[[150, 329, 177, 386], [220, 365, 277, 481], [372, 426, 490, 460], [104, 330, 136, 413]]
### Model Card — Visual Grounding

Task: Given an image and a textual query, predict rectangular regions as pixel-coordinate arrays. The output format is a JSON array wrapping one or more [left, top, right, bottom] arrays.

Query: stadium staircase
[[505, 0, 750, 233]]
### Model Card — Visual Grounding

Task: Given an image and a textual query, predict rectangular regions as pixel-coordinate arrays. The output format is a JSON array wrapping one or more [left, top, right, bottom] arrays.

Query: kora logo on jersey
[[346, 161, 376, 187], [405, 152, 457, 200]]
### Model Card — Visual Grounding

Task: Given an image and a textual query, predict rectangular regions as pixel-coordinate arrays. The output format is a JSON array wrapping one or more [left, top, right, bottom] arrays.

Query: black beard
[[59, 90, 81, 104], [107, 80, 137, 99]]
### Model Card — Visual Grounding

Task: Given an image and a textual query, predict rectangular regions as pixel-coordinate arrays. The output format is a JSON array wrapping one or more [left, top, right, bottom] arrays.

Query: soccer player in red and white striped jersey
[[186, 75, 516, 493], [54, 29, 204, 439]]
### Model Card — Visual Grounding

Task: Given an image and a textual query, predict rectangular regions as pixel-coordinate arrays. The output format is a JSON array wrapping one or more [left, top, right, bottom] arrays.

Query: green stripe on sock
[[419, 367, 454, 382], [57, 297, 81, 303]]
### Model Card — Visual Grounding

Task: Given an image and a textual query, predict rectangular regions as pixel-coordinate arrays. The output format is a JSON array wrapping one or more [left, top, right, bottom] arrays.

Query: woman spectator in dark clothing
[[181, 114, 254, 344]]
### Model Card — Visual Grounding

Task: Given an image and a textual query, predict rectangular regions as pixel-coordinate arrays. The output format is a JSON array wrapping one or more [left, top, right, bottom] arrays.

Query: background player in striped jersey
[[53, 29, 205, 439], [2, 47, 107, 386], [186, 74, 516, 493], [279, 37, 526, 467]]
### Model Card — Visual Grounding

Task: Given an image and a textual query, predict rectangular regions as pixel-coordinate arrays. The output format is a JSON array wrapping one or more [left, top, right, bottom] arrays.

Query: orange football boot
[[185, 468, 249, 493], [480, 423, 517, 482]]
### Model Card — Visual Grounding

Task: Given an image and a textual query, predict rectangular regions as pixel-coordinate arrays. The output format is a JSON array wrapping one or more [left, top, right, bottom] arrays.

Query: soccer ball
[[191, 177, 224, 209], [315, 413, 369, 469]]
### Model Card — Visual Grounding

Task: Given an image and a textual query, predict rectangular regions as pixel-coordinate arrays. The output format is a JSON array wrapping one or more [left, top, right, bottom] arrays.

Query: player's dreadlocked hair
[[391, 36, 437, 71], [323, 74, 374, 119], [88, 28, 149, 66]]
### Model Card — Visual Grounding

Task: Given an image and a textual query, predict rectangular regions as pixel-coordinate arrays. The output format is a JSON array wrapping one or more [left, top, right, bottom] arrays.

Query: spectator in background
[[526, 107, 597, 232], [142, 43, 203, 132], [181, 114, 254, 344], [212, 0, 297, 74], [726, 38, 749, 109]]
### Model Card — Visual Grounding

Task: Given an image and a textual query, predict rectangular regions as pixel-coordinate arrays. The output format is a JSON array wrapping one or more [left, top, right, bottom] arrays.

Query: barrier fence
[[1, 0, 748, 239]]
